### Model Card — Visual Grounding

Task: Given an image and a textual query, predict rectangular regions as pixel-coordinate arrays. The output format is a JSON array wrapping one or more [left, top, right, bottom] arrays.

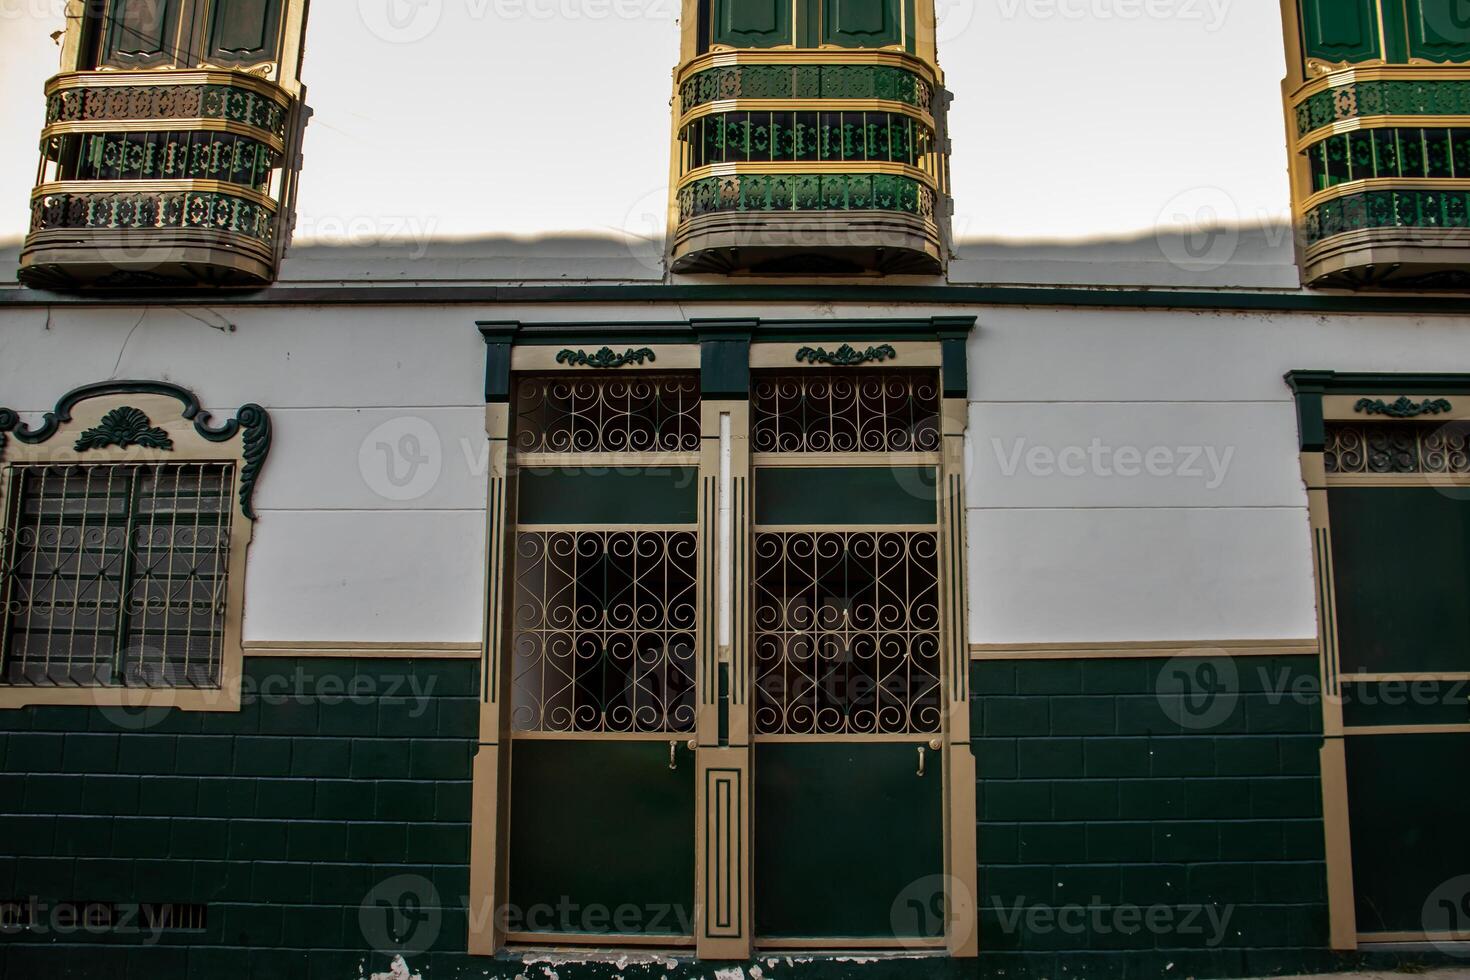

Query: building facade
[[0, 0, 1467, 978]]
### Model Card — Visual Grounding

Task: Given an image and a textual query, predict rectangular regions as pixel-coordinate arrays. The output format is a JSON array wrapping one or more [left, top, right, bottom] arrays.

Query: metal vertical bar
[[111, 467, 143, 686]]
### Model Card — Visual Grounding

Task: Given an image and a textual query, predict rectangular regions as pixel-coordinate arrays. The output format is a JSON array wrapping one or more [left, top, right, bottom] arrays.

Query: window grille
[[511, 530, 698, 733], [751, 371, 940, 453], [1326, 421, 1470, 474], [752, 530, 941, 735], [0, 462, 235, 689], [514, 374, 701, 454]]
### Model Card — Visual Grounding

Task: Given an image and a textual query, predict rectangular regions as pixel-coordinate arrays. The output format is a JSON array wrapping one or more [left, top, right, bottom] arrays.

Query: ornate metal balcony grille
[[514, 375, 701, 454], [511, 530, 698, 733], [1326, 421, 1470, 474], [753, 531, 941, 736], [751, 370, 940, 453], [0, 462, 235, 688], [681, 111, 935, 171]]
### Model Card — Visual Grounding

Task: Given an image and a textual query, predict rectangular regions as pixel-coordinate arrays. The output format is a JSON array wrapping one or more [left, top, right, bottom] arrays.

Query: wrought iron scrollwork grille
[[751, 371, 940, 453], [512, 530, 698, 734], [514, 374, 701, 454], [0, 462, 235, 688], [1326, 421, 1470, 474], [753, 531, 941, 736]]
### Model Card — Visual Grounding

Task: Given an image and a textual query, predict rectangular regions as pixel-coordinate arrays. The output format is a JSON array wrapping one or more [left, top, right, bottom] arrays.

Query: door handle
[[669, 740, 679, 770], [917, 739, 942, 777]]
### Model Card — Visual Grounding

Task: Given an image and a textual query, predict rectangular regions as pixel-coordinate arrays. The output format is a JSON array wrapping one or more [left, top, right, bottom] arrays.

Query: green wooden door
[[821, 0, 903, 48], [1347, 733, 1470, 933], [755, 742, 944, 938], [202, 0, 285, 66], [713, 0, 793, 47], [97, 0, 187, 68], [509, 740, 697, 938]]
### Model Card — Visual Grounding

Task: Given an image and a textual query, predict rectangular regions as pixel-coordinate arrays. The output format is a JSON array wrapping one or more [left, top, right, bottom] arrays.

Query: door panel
[[755, 742, 943, 938], [203, 0, 283, 65], [713, 0, 793, 47], [510, 739, 697, 936], [1406, 0, 1470, 61], [98, 0, 186, 68], [1346, 733, 1470, 933], [1299, 0, 1381, 62], [822, 0, 903, 48]]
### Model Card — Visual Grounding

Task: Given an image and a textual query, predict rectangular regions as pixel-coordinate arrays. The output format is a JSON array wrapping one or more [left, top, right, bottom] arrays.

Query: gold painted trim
[[1324, 474, 1470, 488], [515, 453, 702, 468], [753, 523, 937, 532], [45, 68, 294, 106], [33, 179, 277, 212], [509, 344, 700, 371], [513, 523, 699, 532], [1359, 931, 1470, 942], [41, 118, 286, 154], [1295, 115, 1470, 152], [1340, 671, 1470, 682], [756, 937, 948, 949], [1289, 64, 1470, 105], [509, 731, 695, 741], [749, 340, 940, 368], [969, 639, 1318, 661], [676, 48, 938, 86], [505, 933, 697, 948], [678, 160, 937, 189], [1320, 739, 1357, 951], [751, 452, 941, 467], [242, 641, 481, 659], [1343, 723, 1470, 735], [1301, 177, 1470, 214], [752, 733, 940, 743], [679, 99, 934, 128]]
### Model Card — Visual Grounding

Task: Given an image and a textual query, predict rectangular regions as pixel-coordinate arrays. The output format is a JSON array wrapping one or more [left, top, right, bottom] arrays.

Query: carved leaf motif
[[1353, 396, 1454, 418], [794, 343, 898, 366], [74, 406, 174, 452], [555, 347, 657, 368]]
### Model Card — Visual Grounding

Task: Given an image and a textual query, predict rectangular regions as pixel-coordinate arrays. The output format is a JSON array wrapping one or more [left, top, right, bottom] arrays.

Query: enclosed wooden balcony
[[19, 69, 295, 288], [670, 46, 949, 276]]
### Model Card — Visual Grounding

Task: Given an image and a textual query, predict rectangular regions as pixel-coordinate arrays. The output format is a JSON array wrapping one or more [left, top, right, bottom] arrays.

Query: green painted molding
[[554, 346, 656, 368], [11, 284, 1470, 315], [693, 317, 758, 399], [0, 380, 272, 520], [75, 406, 174, 451], [1354, 396, 1454, 418], [1285, 370, 1470, 452], [794, 343, 896, 365], [477, 321, 517, 403]]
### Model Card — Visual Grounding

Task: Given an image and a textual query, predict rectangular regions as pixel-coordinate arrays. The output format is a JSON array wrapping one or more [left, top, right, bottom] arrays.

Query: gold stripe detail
[[678, 160, 937, 189], [676, 48, 938, 85], [1301, 176, 1470, 213], [1343, 723, 1470, 735], [970, 639, 1318, 661], [679, 99, 933, 127], [243, 641, 481, 659], [41, 118, 286, 154]]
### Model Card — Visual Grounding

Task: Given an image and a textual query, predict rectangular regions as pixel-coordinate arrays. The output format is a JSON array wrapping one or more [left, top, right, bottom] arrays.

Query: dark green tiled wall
[[0, 658, 477, 980], [971, 655, 1329, 980]]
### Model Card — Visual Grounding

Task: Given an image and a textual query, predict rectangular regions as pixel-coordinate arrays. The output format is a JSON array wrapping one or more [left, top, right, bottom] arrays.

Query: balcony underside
[[1303, 226, 1470, 288], [671, 211, 942, 275], [19, 228, 275, 289]]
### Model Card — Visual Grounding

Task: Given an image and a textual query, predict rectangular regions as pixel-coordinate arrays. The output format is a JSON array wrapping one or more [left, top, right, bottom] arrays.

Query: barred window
[[751, 370, 940, 453], [511, 530, 698, 733], [0, 462, 235, 689], [753, 530, 941, 735], [514, 374, 701, 454]]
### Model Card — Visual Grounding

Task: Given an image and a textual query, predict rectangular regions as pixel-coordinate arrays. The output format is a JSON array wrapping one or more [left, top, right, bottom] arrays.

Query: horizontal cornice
[[2, 282, 1470, 313]]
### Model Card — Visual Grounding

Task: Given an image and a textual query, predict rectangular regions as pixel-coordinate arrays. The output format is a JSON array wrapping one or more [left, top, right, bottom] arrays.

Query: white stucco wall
[[4, 301, 1467, 649]]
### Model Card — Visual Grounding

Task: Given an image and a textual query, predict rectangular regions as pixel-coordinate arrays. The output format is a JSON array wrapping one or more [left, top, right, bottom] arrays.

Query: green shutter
[[713, 0, 792, 47], [1300, 0, 1382, 62], [754, 466, 937, 525], [1405, 0, 1470, 61], [822, 0, 903, 47]]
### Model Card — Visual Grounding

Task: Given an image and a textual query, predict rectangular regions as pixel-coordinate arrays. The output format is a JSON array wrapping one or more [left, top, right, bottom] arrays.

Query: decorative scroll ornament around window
[[0, 381, 272, 520], [74, 407, 173, 451], [1326, 421, 1470, 474], [794, 344, 897, 366], [555, 347, 657, 368], [514, 374, 700, 454], [1353, 396, 1454, 418], [751, 370, 939, 453], [511, 530, 697, 734], [753, 531, 941, 736]]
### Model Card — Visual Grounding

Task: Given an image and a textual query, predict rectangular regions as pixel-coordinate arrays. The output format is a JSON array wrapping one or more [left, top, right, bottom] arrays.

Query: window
[[1, 462, 234, 688], [0, 383, 271, 709]]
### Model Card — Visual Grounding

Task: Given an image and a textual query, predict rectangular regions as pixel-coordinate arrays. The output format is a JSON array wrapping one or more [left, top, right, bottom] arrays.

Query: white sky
[[0, 0, 1292, 246]]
